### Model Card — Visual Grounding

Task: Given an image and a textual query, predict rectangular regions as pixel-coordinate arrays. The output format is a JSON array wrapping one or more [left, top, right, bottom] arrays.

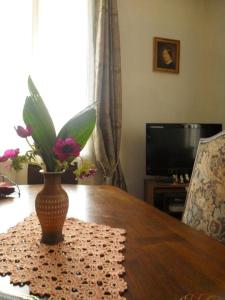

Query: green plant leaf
[[57, 106, 96, 150], [23, 76, 56, 171]]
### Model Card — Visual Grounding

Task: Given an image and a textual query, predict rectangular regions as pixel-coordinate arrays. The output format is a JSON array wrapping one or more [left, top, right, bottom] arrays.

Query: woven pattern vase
[[35, 171, 69, 244]]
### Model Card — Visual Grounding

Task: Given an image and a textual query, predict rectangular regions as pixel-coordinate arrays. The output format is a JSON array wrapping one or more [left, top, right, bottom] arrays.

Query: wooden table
[[0, 185, 225, 300]]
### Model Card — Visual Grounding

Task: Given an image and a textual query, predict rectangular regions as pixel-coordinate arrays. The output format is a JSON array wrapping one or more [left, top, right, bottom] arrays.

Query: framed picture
[[153, 37, 180, 73]]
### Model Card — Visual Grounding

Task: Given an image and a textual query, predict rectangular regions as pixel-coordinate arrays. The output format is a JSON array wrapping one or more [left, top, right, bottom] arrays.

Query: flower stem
[[26, 138, 35, 150]]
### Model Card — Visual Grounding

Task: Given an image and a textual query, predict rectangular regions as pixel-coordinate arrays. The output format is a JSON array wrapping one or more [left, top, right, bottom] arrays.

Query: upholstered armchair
[[182, 130, 225, 244]]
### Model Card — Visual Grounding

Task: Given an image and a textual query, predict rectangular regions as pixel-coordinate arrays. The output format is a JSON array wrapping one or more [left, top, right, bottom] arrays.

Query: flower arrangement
[[0, 77, 96, 180]]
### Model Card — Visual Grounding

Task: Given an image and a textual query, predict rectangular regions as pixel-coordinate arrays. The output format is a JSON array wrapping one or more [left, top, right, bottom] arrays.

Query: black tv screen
[[146, 123, 222, 176]]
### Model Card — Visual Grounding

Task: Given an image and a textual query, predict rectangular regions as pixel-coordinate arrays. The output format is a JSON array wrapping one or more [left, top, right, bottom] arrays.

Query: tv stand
[[153, 174, 190, 184], [156, 177, 174, 183], [144, 178, 189, 219]]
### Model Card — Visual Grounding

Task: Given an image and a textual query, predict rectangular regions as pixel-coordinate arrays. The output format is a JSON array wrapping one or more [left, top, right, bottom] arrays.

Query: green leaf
[[23, 76, 56, 171], [57, 106, 96, 150], [28, 75, 40, 96]]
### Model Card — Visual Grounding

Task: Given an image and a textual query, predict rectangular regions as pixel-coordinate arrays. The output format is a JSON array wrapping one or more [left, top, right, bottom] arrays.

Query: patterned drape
[[93, 0, 127, 190]]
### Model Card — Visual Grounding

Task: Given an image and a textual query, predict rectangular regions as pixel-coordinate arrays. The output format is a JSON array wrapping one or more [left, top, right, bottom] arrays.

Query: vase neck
[[42, 172, 62, 185]]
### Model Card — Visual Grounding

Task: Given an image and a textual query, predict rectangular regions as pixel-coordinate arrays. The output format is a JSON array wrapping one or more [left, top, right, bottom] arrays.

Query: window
[[0, 1, 32, 151], [0, 0, 92, 153]]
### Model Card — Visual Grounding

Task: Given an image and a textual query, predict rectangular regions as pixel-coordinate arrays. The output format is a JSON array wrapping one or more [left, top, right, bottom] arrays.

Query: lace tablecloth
[[0, 214, 127, 299]]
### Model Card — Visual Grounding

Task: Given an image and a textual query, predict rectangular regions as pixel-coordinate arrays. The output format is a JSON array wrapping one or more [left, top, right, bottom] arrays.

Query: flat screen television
[[146, 123, 222, 176]]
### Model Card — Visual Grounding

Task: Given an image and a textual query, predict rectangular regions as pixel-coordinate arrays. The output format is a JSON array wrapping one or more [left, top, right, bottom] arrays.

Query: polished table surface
[[0, 185, 225, 300]]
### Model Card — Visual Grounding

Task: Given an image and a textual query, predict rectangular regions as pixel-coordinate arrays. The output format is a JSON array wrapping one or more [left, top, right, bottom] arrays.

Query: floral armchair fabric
[[182, 131, 225, 244]]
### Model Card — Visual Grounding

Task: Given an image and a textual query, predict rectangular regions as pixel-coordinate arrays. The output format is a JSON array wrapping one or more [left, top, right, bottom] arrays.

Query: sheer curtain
[[0, 0, 93, 181], [31, 0, 92, 133], [0, 1, 32, 152]]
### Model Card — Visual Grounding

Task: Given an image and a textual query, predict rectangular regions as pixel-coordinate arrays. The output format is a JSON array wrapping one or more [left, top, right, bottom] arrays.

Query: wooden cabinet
[[144, 178, 188, 219]]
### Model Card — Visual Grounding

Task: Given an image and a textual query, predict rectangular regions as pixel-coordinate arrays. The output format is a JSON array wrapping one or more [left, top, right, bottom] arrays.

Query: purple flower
[[53, 138, 80, 162], [15, 125, 32, 138], [88, 168, 97, 176], [79, 168, 97, 179], [0, 148, 19, 162]]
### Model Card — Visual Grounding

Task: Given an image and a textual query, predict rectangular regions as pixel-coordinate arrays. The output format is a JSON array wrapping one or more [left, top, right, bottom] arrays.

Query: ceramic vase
[[35, 171, 69, 244]]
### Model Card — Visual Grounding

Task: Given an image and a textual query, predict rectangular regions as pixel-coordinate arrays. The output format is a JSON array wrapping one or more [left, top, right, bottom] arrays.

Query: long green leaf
[[57, 107, 96, 150], [23, 77, 56, 171]]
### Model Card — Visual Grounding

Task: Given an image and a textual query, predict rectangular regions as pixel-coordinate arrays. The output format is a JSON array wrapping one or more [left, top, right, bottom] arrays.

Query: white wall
[[118, 0, 225, 198]]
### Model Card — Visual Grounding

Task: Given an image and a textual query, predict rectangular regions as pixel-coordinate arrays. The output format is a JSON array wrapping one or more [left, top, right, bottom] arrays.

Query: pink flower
[[0, 156, 7, 162], [53, 138, 80, 162], [15, 125, 32, 138], [3, 149, 19, 159], [0, 148, 19, 162]]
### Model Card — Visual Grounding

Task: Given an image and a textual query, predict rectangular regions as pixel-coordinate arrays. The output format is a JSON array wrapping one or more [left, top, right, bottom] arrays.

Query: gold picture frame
[[153, 37, 180, 73]]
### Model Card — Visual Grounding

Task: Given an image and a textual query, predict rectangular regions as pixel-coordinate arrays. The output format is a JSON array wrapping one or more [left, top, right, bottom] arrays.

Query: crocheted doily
[[0, 214, 127, 300]]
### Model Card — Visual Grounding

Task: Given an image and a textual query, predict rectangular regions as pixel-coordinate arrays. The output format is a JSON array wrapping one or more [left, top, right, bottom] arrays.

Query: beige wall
[[203, 0, 225, 123], [118, 0, 225, 198]]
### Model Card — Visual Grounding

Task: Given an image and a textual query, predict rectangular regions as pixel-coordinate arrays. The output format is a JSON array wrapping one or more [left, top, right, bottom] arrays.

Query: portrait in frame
[[153, 37, 180, 73]]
